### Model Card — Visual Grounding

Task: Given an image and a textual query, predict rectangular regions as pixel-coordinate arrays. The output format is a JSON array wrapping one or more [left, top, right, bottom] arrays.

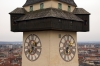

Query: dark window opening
[[30, 6, 33, 12], [70, 21, 73, 26], [68, 6, 71, 12], [40, 3, 44, 9], [84, 20, 88, 25], [13, 20, 17, 24], [58, 3, 62, 9]]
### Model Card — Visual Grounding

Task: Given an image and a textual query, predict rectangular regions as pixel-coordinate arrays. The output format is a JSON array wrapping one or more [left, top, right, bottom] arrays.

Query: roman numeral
[[36, 41, 40, 44], [37, 46, 41, 49], [67, 55, 69, 61], [60, 51, 64, 57], [64, 55, 66, 59], [24, 46, 28, 49], [59, 47, 64, 50], [28, 54, 30, 59], [71, 49, 75, 55], [31, 34, 34, 40], [25, 50, 29, 54], [31, 55, 33, 61], [36, 51, 40, 56], [60, 41, 65, 44]]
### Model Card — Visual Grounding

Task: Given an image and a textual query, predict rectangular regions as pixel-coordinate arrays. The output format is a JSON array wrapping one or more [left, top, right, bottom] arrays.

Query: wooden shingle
[[73, 8, 90, 14], [9, 8, 26, 14], [59, 0, 77, 6], [23, 0, 77, 7], [17, 8, 83, 21]]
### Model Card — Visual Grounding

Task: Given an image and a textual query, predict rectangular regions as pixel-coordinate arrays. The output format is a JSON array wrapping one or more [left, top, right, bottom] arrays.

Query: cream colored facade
[[22, 31, 79, 66], [23, 0, 76, 12]]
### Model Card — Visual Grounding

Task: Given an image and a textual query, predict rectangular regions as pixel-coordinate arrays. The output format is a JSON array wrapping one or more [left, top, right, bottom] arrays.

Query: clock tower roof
[[23, 0, 77, 7], [16, 8, 83, 22]]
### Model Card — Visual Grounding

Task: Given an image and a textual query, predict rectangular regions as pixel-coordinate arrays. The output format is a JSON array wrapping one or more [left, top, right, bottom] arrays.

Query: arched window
[[40, 3, 44, 9], [58, 3, 62, 9]]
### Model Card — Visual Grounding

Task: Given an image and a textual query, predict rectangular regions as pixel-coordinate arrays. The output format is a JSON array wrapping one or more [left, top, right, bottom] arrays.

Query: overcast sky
[[0, 0, 100, 42]]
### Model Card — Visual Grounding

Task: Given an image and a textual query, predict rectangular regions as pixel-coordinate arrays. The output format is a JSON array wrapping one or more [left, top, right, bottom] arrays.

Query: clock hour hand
[[28, 48, 32, 54], [65, 47, 70, 54]]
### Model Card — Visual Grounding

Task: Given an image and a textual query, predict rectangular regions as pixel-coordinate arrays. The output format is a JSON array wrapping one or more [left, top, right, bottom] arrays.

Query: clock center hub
[[29, 40, 37, 55]]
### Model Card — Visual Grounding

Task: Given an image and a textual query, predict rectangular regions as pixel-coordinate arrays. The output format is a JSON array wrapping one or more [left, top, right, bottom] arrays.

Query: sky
[[0, 0, 100, 42]]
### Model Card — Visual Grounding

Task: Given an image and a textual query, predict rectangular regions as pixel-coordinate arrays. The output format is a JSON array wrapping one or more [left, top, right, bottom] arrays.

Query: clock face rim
[[24, 34, 42, 61], [59, 34, 76, 62]]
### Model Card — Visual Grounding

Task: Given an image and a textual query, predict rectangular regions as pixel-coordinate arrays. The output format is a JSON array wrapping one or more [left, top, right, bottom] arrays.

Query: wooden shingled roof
[[73, 8, 90, 14], [23, 0, 77, 7], [9, 8, 26, 14], [59, 0, 77, 6], [16, 8, 83, 22], [23, 0, 43, 7]]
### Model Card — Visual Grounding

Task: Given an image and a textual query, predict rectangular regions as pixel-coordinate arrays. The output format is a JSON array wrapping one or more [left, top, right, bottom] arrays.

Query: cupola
[[23, 0, 77, 12]]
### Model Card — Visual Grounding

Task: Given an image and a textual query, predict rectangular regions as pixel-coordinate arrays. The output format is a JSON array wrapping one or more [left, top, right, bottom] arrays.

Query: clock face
[[24, 34, 42, 61], [59, 35, 76, 62]]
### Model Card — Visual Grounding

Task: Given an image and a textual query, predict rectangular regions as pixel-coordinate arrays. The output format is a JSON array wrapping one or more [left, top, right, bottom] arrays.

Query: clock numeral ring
[[24, 34, 42, 61], [59, 35, 76, 62]]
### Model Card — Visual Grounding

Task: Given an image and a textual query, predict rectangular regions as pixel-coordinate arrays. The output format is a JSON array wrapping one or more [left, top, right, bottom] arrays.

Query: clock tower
[[9, 0, 90, 66]]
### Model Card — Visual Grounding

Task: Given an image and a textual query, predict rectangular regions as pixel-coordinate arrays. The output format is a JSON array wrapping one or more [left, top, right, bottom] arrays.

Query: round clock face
[[59, 35, 76, 62], [24, 34, 42, 61]]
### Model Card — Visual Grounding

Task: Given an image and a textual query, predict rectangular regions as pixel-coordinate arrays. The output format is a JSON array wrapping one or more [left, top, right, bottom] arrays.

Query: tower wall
[[22, 31, 79, 66]]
